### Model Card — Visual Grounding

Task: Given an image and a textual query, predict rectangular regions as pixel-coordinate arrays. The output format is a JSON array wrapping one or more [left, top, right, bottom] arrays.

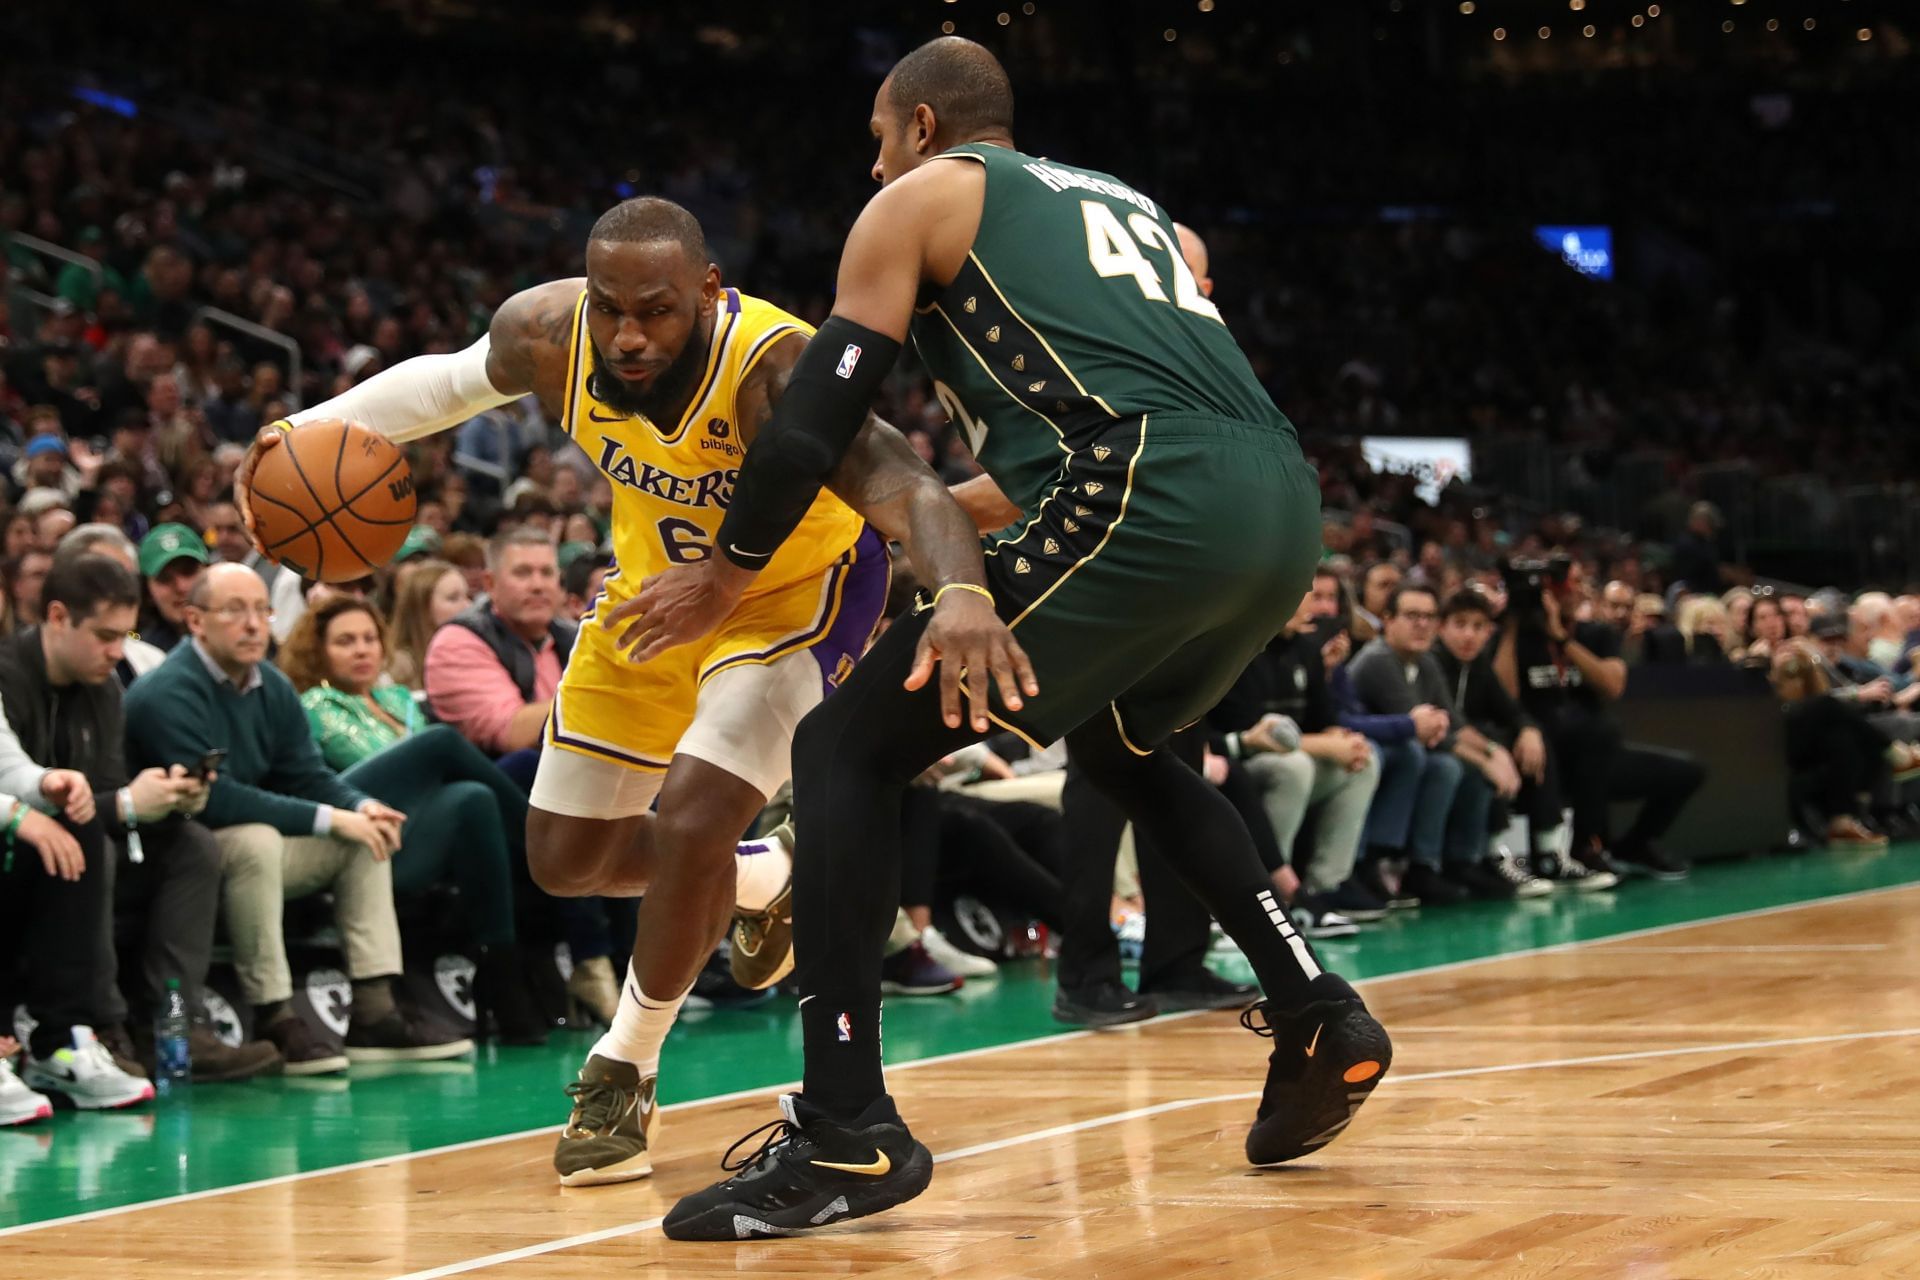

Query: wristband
[[933, 583, 994, 609], [120, 787, 143, 865]]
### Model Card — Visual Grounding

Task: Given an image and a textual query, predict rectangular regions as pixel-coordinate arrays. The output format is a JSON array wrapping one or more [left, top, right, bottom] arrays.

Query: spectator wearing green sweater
[[123, 564, 471, 1074], [280, 594, 546, 1046]]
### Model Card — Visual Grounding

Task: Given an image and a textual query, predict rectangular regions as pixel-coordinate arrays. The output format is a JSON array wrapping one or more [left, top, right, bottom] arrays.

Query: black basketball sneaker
[[662, 1092, 934, 1240], [1242, 977, 1392, 1166]]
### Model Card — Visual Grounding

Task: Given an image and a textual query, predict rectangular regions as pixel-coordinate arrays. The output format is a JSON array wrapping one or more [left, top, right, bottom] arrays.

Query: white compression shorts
[[528, 646, 828, 821]]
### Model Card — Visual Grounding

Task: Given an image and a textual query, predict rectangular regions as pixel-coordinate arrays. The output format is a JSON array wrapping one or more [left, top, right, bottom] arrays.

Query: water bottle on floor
[[155, 979, 191, 1093]]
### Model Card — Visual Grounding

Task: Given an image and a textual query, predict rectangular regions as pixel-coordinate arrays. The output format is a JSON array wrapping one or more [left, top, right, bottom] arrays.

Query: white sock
[[590, 977, 687, 1077], [734, 828, 792, 913]]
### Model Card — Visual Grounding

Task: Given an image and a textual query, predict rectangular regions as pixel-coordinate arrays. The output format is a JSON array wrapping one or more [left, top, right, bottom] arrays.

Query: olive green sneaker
[[554, 1054, 659, 1186], [729, 822, 795, 990]]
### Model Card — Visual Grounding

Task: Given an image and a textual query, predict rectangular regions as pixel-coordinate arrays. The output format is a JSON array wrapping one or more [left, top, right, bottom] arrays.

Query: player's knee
[[525, 811, 602, 897], [650, 806, 736, 876]]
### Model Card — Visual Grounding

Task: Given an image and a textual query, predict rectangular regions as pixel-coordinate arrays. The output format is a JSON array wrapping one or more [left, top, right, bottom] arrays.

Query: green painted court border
[[4, 849, 1918, 1233]]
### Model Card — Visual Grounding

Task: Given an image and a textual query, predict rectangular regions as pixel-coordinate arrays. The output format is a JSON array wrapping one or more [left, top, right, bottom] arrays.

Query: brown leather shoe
[[189, 1026, 284, 1082]]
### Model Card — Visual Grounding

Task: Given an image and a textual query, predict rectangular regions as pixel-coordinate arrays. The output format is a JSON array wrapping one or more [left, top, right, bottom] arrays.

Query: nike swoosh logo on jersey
[[812, 1151, 892, 1177], [727, 544, 774, 564], [588, 408, 630, 423]]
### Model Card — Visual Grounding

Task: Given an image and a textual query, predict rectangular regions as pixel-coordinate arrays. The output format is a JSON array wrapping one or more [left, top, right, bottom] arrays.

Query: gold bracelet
[[933, 582, 994, 609]]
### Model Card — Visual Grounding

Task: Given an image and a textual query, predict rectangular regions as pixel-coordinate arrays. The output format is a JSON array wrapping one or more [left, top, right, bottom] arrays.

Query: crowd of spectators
[[2, 1, 1917, 1123]]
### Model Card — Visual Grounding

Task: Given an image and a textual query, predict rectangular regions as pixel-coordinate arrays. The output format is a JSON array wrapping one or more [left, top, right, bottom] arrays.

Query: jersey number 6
[[657, 516, 714, 564]]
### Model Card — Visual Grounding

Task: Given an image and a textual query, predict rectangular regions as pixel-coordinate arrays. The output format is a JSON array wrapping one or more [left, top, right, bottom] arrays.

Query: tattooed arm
[[239, 279, 581, 541], [607, 331, 1037, 729]]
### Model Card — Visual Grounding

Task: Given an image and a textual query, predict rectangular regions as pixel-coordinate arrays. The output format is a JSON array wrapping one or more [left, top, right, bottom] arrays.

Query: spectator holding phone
[[124, 563, 471, 1074], [0, 554, 281, 1089]]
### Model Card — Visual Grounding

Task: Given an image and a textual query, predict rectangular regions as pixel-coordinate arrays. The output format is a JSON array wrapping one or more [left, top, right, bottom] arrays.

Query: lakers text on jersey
[[547, 288, 879, 773]]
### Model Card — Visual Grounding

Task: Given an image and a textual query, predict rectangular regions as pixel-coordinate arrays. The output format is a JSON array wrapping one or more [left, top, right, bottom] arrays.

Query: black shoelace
[[562, 1079, 628, 1137], [721, 1117, 799, 1173], [1239, 1005, 1276, 1038]]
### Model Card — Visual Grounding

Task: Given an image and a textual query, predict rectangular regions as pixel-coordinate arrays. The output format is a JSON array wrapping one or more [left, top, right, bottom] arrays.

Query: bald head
[[1173, 222, 1213, 299], [884, 37, 1015, 141], [192, 561, 269, 610], [1602, 580, 1634, 628]]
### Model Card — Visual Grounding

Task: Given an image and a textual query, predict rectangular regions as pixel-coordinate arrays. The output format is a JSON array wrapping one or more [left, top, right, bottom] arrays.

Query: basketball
[[247, 419, 416, 582]]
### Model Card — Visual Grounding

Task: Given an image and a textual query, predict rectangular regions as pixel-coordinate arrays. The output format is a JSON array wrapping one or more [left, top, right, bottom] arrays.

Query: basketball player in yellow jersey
[[238, 197, 1030, 1187]]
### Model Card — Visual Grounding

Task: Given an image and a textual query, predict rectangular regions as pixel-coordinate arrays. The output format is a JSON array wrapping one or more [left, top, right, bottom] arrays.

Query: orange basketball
[[247, 419, 416, 583]]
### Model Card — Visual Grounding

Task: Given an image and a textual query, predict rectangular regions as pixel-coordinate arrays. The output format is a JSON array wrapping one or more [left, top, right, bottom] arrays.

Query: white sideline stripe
[[1589, 944, 1888, 954], [385, 1023, 1920, 1279], [3, 877, 1914, 1239]]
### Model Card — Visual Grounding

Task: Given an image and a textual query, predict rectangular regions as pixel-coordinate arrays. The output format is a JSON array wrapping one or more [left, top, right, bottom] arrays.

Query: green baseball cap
[[138, 523, 212, 579], [394, 525, 442, 563]]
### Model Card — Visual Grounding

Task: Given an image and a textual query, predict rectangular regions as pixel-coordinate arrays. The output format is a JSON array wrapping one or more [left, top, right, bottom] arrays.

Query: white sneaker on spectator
[[1489, 846, 1553, 898], [919, 925, 997, 979], [23, 1027, 155, 1110], [1531, 848, 1618, 892], [0, 1057, 53, 1126], [1289, 903, 1360, 940]]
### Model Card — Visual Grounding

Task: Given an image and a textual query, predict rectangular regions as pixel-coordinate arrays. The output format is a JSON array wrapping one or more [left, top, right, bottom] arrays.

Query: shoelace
[[562, 1079, 632, 1138], [1491, 856, 1538, 886], [1239, 1005, 1276, 1038], [720, 1117, 798, 1173]]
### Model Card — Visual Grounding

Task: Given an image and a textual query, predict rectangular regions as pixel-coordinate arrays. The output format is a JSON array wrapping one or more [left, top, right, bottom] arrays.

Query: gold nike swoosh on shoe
[[811, 1151, 892, 1176], [1305, 1024, 1324, 1059]]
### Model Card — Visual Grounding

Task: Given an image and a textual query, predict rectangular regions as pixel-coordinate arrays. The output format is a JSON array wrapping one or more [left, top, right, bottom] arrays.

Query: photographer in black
[[1493, 558, 1703, 881]]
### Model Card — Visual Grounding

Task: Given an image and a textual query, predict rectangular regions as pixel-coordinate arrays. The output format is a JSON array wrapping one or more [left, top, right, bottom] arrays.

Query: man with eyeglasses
[[1347, 585, 1520, 902], [124, 563, 472, 1074], [0, 555, 282, 1098]]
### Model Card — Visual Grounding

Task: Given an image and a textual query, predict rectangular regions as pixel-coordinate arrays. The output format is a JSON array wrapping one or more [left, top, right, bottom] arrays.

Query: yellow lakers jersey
[[561, 287, 864, 599]]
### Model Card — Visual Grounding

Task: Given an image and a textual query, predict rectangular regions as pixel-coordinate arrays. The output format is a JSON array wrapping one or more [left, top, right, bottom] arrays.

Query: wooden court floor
[[9, 885, 1920, 1279]]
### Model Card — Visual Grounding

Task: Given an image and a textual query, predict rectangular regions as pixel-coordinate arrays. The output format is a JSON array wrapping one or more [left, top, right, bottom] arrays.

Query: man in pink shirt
[[425, 528, 566, 757]]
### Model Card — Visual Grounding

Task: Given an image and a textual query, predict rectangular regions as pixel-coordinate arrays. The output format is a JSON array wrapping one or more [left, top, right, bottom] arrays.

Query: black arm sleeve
[[715, 316, 902, 569]]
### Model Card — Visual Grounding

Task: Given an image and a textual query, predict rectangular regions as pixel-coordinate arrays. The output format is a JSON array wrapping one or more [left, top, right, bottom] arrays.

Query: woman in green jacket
[[282, 594, 545, 1045]]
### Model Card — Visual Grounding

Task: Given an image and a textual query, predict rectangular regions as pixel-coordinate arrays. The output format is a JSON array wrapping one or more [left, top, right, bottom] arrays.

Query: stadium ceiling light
[[1164, 26, 1177, 40], [1570, 0, 1584, 10], [1632, 14, 1645, 27], [1460, 0, 1475, 12], [1804, 17, 1816, 29], [1538, 24, 1551, 38], [997, 11, 1010, 24], [1647, 3, 1660, 15], [1024, 1, 1037, 13], [1197, 0, 1215, 11], [1583, 24, 1596, 36], [1493, 26, 1506, 40], [1857, 26, 1872, 39], [1722, 18, 1735, 31], [942, 19, 956, 32]]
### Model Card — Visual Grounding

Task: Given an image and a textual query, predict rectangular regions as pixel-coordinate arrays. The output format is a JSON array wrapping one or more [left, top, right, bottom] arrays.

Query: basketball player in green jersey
[[617, 38, 1392, 1239]]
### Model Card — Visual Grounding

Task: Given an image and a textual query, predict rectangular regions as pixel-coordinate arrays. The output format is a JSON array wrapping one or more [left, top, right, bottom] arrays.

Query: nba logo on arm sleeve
[[836, 1012, 853, 1042], [835, 345, 862, 379]]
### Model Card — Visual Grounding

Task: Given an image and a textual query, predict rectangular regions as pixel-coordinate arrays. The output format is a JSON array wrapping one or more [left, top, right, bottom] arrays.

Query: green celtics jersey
[[908, 142, 1299, 508]]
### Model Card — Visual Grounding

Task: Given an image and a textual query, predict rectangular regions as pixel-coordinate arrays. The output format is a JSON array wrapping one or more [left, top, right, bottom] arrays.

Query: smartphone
[[190, 748, 227, 781], [1309, 614, 1351, 651]]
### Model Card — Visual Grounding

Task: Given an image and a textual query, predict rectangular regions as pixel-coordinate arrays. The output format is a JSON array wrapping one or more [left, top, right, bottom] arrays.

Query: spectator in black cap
[[136, 523, 210, 654]]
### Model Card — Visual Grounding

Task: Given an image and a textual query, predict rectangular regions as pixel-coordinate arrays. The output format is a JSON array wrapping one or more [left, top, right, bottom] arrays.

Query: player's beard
[[587, 324, 711, 423]]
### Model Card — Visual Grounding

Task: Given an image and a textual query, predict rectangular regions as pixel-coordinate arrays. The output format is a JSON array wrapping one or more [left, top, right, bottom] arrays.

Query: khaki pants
[[214, 824, 403, 1006]]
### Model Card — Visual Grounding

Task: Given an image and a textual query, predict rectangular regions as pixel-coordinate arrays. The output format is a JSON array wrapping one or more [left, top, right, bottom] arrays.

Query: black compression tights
[[793, 609, 1328, 1121]]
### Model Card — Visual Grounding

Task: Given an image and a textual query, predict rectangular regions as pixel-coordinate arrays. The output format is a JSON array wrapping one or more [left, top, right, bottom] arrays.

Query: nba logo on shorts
[[836, 1012, 852, 1042], [835, 344, 862, 378]]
